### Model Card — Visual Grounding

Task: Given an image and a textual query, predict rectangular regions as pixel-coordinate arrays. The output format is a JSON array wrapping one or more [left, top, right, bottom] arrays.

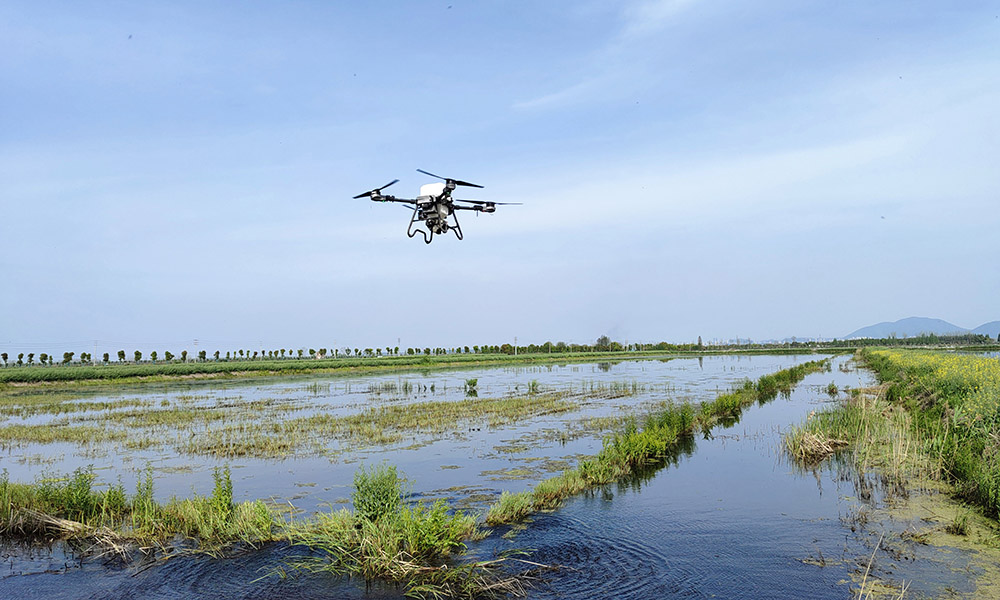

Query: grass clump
[[784, 384, 926, 488], [352, 464, 402, 523], [0, 465, 276, 550], [282, 463, 518, 598], [486, 360, 828, 525], [945, 511, 970, 536]]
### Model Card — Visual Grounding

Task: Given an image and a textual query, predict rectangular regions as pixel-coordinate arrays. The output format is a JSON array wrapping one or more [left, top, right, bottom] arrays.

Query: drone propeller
[[416, 169, 484, 189], [352, 179, 399, 199]]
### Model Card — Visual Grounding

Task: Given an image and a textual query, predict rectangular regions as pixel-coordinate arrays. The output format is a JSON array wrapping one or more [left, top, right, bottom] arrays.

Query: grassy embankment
[[485, 359, 829, 525], [785, 349, 1000, 521]]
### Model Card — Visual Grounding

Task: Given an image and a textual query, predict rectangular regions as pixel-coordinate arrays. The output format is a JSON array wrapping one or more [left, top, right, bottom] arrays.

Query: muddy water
[[0, 354, 987, 598]]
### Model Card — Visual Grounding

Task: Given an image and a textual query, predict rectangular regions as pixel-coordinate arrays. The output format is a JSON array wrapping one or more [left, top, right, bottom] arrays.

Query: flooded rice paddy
[[2, 354, 995, 598]]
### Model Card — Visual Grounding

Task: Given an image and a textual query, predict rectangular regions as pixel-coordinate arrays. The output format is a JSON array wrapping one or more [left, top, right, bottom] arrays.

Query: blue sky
[[2, 1, 998, 356]]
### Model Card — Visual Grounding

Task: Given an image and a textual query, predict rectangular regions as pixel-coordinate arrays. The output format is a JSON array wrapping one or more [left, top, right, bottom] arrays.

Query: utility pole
[[514, 336, 517, 356]]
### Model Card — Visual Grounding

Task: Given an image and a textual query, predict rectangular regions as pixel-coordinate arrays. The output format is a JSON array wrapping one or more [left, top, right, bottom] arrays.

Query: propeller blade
[[352, 179, 399, 199], [416, 169, 484, 189], [453, 179, 484, 189], [416, 169, 444, 180]]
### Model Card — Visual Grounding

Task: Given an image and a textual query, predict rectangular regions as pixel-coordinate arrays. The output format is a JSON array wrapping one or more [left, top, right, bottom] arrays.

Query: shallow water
[[1, 354, 988, 598], [480, 359, 871, 599], [0, 354, 814, 514]]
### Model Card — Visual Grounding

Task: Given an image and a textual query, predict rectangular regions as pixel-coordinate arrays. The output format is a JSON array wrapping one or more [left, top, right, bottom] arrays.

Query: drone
[[352, 169, 519, 243]]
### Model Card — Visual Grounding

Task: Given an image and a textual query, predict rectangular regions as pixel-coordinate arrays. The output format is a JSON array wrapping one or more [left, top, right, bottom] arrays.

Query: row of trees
[[0, 339, 622, 367], [4, 333, 998, 368]]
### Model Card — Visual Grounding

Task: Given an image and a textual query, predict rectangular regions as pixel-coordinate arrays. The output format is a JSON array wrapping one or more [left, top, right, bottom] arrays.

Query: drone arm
[[453, 204, 495, 213], [374, 195, 417, 205]]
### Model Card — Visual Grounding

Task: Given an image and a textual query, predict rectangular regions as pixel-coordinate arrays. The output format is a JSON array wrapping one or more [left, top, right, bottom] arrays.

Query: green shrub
[[353, 463, 402, 523]]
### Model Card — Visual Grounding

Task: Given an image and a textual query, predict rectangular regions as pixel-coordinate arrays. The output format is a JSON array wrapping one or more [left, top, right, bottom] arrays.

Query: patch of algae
[[846, 478, 1000, 599]]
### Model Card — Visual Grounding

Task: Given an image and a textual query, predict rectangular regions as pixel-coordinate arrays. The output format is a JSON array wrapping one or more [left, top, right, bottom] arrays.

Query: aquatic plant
[[279, 465, 520, 599], [784, 380, 930, 495], [352, 464, 402, 523], [946, 511, 970, 536], [0, 465, 276, 549]]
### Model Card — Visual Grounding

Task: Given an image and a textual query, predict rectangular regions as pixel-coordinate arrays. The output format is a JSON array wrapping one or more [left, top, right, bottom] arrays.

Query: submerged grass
[[0, 378, 583, 459], [182, 392, 581, 459], [486, 359, 828, 525], [0, 424, 127, 447]]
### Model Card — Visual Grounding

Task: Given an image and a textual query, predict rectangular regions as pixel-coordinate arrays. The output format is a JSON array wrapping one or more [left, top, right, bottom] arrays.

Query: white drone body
[[352, 170, 520, 244]]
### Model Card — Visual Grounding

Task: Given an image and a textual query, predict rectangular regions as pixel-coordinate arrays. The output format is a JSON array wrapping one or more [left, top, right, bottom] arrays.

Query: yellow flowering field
[[870, 349, 1000, 426], [866, 349, 1000, 516]]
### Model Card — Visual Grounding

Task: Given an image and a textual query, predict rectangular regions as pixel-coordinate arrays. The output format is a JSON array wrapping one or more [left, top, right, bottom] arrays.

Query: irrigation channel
[[0, 354, 992, 598]]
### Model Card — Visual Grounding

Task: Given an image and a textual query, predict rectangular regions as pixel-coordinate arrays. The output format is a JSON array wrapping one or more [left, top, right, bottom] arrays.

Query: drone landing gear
[[406, 208, 434, 244], [406, 208, 464, 244]]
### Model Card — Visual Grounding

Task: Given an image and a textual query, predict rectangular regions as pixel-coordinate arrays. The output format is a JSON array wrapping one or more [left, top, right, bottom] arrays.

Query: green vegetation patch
[[0, 466, 275, 550], [0, 381, 584, 460], [279, 464, 522, 598], [0, 463, 524, 598], [0, 424, 126, 447], [861, 350, 1000, 519]]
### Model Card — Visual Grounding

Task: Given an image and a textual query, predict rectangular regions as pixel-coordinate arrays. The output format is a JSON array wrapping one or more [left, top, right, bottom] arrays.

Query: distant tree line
[[2, 333, 998, 368]]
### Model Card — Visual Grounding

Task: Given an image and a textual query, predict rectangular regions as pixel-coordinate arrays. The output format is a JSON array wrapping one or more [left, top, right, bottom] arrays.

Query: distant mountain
[[972, 321, 1000, 338], [845, 317, 969, 339]]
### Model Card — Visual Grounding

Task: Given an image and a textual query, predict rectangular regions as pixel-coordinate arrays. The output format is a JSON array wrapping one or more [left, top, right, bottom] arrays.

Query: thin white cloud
[[511, 78, 602, 110], [498, 132, 912, 237], [620, 0, 700, 39], [512, 0, 700, 111]]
